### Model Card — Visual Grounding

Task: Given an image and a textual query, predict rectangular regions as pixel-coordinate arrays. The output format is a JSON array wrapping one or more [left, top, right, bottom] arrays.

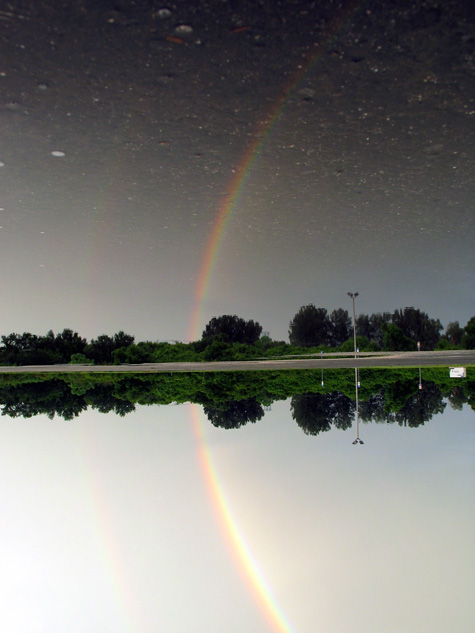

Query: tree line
[[0, 368, 472, 429], [0, 307, 474, 366], [288, 305, 474, 351], [0, 329, 135, 366]]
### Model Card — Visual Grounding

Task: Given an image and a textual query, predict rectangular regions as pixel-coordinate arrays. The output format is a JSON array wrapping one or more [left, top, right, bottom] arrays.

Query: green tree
[[356, 313, 391, 348], [339, 336, 379, 352], [462, 316, 475, 349], [113, 342, 153, 364], [70, 353, 93, 365], [444, 321, 464, 346], [202, 339, 233, 361], [329, 308, 352, 347], [54, 328, 87, 362], [355, 314, 372, 339], [202, 315, 262, 345], [382, 323, 415, 351], [288, 305, 330, 347], [85, 331, 135, 364], [391, 307, 442, 350], [0, 332, 62, 365], [113, 330, 135, 348], [85, 335, 115, 364]]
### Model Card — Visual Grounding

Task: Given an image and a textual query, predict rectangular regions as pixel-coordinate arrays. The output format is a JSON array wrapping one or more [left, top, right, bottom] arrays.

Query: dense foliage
[[289, 305, 446, 351], [0, 368, 473, 430], [201, 315, 262, 345], [0, 308, 473, 366]]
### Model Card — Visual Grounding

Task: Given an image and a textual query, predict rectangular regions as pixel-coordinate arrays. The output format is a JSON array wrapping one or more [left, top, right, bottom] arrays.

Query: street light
[[347, 292, 363, 444], [417, 341, 422, 389], [352, 367, 364, 445], [347, 292, 359, 359]]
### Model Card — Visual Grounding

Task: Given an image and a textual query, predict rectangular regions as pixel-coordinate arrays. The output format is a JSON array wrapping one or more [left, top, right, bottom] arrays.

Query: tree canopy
[[391, 307, 442, 350], [462, 316, 475, 349], [328, 308, 352, 347], [288, 305, 331, 347], [201, 315, 262, 345], [0, 306, 472, 368]]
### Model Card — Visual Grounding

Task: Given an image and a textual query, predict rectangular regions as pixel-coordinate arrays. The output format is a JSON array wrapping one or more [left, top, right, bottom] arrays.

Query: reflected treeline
[[0, 369, 472, 432], [358, 382, 446, 428], [0, 378, 136, 420], [204, 398, 265, 429], [291, 393, 354, 435], [291, 382, 447, 436]]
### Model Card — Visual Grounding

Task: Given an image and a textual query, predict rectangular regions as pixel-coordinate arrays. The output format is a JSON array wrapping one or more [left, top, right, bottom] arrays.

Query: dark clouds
[[0, 0, 473, 340]]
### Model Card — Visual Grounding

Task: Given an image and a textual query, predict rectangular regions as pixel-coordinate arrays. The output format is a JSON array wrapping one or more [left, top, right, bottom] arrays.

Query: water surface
[[0, 395, 473, 633]]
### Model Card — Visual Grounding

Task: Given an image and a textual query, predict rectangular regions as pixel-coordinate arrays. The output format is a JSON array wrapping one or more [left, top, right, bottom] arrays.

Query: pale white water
[[0, 399, 473, 633]]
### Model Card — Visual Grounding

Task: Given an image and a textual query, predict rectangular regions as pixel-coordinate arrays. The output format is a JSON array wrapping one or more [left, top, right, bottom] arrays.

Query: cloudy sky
[[0, 0, 474, 342], [0, 400, 473, 633]]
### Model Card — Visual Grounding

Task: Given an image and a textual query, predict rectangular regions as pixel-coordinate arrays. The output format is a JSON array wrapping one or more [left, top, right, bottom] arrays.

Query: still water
[[0, 395, 473, 633]]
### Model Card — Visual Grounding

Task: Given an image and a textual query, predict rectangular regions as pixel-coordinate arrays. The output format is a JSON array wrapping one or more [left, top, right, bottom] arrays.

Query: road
[[0, 350, 473, 373]]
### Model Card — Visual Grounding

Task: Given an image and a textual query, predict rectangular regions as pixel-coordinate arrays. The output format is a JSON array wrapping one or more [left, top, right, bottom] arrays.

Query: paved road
[[0, 351, 473, 373]]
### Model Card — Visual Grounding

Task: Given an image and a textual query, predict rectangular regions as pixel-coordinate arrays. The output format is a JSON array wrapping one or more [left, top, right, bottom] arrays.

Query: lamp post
[[352, 367, 364, 445], [347, 292, 359, 359], [347, 293, 363, 444], [417, 341, 422, 389]]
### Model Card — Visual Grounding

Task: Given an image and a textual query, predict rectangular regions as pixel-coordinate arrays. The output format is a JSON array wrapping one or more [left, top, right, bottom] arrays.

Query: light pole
[[352, 367, 364, 445], [348, 292, 363, 444], [417, 341, 422, 389], [347, 292, 359, 358]]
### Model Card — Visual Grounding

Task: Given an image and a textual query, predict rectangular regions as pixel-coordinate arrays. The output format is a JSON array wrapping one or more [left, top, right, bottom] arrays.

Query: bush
[[70, 353, 94, 365], [339, 336, 380, 352]]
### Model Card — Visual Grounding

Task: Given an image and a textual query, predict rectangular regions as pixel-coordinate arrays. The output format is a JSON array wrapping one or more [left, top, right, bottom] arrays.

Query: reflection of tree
[[0, 380, 88, 420], [392, 383, 446, 427], [331, 393, 355, 430], [0, 381, 135, 420], [359, 381, 450, 427], [359, 391, 388, 423], [359, 383, 446, 427], [203, 398, 264, 429], [291, 393, 355, 435], [0, 370, 471, 426], [84, 385, 136, 417], [446, 386, 465, 411]]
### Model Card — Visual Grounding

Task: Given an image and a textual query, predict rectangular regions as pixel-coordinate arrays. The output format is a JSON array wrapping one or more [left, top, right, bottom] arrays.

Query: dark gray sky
[[1, 0, 474, 342]]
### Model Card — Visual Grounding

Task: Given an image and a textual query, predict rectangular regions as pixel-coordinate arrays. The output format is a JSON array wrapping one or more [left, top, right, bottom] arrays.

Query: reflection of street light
[[347, 292, 359, 359], [348, 293, 363, 444], [352, 367, 364, 445], [417, 341, 422, 389]]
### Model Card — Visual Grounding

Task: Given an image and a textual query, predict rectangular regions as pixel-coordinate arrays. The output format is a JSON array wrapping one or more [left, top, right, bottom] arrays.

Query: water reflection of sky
[[1, 402, 473, 633]]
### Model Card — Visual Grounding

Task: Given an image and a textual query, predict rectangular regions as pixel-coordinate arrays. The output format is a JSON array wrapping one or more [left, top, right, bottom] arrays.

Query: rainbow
[[79, 421, 149, 633], [187, 2, 365, 630], [190, 404, 298, 633], [188, 0, 363, 341]]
